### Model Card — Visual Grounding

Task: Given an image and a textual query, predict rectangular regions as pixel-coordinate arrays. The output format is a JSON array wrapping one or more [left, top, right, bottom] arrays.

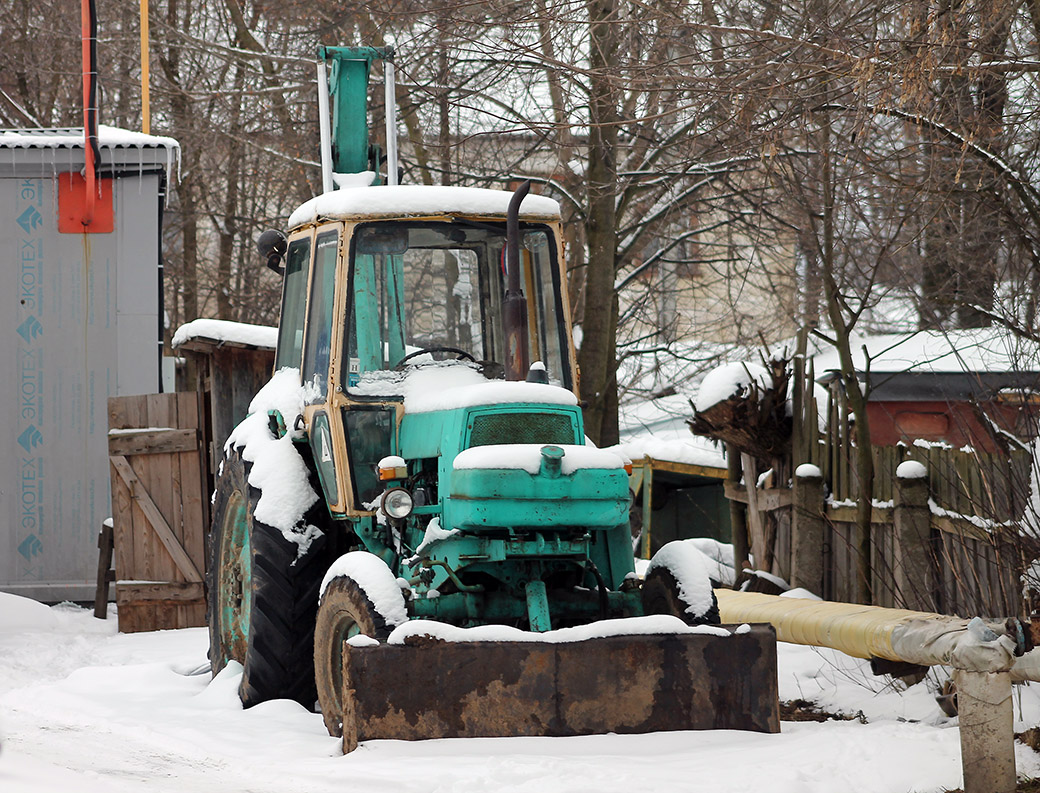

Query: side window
[[275, 238, 311, 371], [301, 231, 339, 399]]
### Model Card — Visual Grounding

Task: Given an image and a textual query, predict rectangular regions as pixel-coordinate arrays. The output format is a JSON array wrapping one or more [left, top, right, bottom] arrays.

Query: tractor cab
[[266, 185, 585, 520]]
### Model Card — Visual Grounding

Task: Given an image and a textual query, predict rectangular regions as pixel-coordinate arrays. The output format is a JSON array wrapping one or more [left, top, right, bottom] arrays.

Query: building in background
[[0, 126, 178, 601]]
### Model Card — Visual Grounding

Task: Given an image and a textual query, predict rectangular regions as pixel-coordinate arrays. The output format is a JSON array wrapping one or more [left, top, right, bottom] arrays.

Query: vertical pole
[[140, 0, 150, 134], [727, 443, 750, 572], [791, 465, 825, 594], [953, 669, 1016, 793], [81, 0, 97, 225], [384, 59, 399, 186], [742, 453, 767, 570], [640, 463, 653, 559], [317, 59, 334, 194]]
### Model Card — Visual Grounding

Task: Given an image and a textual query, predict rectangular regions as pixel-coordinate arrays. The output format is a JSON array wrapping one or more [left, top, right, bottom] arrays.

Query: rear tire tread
[[208, 445, 331, 709]]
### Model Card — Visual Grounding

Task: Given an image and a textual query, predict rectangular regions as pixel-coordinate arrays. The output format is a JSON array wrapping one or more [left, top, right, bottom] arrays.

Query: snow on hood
[[224, 368, 320, 554], [453, 444, 625, 475]]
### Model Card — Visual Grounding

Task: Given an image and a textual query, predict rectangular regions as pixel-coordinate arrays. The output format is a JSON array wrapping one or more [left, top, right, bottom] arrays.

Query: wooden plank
[[176, 391, 207, 575], [115, 581, 205, 603], [990, 454, 1012, 523], [825, 504, 893, 524], [147, 393, 180, 586], [741, 453, 769, 571], [176, 337, 275, 354], [195, 387, 212, 533], [108, 394, 149, 431], [833, 520, 854, 603], [108, 455, 204, 583], [94, 521, 115, 619], [931, 515, 1001, 543], [108, 428, 198, 457], [110, 463, 135, 589], [122, 396, 152, 587], [723, 483, 793, 511], [647, 458, 727, 479]]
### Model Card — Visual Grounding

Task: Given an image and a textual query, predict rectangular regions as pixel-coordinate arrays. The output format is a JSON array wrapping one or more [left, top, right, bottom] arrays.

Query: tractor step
[[339, 624, 779, 752]]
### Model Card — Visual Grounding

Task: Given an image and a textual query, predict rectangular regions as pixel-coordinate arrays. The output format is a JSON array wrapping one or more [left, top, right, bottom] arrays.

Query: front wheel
[[642, 540, 721, 626], [314, 553, 408, 737]]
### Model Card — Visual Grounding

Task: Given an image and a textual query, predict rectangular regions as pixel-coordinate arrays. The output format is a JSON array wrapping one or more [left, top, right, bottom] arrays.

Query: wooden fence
[[108, 393, 208, 632], [724, 357, 1040, 618]]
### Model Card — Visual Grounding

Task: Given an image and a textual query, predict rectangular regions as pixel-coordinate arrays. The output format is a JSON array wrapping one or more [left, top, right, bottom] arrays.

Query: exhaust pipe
[[503, 180, 531, 381]]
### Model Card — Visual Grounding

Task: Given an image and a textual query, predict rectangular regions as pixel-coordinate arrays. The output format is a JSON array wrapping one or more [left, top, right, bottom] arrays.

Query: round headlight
[[381, 487, 414, 520]]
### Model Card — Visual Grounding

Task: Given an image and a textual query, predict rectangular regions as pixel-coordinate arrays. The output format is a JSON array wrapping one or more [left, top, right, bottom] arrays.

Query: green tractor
[[206, 46, 743, 742]]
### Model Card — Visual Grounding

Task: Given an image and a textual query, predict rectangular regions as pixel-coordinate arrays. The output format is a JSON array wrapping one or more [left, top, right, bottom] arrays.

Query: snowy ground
[[3, 594, 1040, 793]]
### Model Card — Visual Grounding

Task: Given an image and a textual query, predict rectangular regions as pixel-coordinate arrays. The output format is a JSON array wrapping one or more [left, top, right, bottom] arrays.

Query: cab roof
[[287, 185, 562, 229]]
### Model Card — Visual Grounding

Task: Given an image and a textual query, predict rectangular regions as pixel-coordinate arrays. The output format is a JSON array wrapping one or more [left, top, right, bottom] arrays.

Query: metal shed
[[0, 125, 179, 601]]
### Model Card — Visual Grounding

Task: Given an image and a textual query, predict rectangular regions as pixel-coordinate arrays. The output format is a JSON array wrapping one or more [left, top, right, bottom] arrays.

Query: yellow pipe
[[717, 589, 922, 661], [716, 589, 1024, 793], [716, 589, 1017, 672]]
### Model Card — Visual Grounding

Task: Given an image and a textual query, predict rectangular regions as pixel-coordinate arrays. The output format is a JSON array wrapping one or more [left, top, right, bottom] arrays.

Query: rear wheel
[[208, 446, 329, 708], [642, 540, 721, 626], [315, 557, 406, 737]]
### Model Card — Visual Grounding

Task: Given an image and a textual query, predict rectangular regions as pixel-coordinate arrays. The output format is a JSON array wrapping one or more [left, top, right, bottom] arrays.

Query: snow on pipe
[[715, 589, 1022, 674]]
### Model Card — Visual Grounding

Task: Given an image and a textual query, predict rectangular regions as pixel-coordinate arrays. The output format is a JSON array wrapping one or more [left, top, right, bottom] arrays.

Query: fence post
[[727, 443, 750, 572], [894, 461, 933, 611], [791, 464, 825, 594], [953, 668, 1016, 793]]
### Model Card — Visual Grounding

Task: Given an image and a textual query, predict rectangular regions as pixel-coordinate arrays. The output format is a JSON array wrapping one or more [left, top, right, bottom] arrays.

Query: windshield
[[344, 220, 570, 397]]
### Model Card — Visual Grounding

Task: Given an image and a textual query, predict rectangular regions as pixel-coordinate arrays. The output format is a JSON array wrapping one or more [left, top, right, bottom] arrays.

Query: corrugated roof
[[0, 125, 179, 151]]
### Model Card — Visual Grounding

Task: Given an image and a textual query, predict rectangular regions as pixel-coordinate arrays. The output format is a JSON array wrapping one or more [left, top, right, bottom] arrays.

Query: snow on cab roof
[[287, 184, 562, 228]]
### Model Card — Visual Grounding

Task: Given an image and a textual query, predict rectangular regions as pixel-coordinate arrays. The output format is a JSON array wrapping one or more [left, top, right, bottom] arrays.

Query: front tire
[[642, 540, 721, 625], [208, 446, 329, 708], [315, 554, 407, 737]]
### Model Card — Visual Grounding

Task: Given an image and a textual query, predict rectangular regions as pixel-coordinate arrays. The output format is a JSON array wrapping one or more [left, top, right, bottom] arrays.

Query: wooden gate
[[108, 393, 209, 632]]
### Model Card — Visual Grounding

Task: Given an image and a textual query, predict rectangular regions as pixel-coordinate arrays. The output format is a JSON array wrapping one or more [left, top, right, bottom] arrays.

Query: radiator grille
[[468, 412, 575, 448]]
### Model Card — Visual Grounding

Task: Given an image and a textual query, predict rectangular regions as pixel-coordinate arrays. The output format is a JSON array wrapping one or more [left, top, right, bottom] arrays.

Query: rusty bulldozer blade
[[339, 624, 779, 752]]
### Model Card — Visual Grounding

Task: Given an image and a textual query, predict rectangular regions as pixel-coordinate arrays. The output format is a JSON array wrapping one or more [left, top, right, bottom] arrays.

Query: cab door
[[298, 223, 349, 515]]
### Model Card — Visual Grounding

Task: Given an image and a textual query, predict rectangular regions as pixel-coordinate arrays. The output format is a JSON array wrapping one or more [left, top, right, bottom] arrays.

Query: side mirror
[[257, 229, 287, 274]]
